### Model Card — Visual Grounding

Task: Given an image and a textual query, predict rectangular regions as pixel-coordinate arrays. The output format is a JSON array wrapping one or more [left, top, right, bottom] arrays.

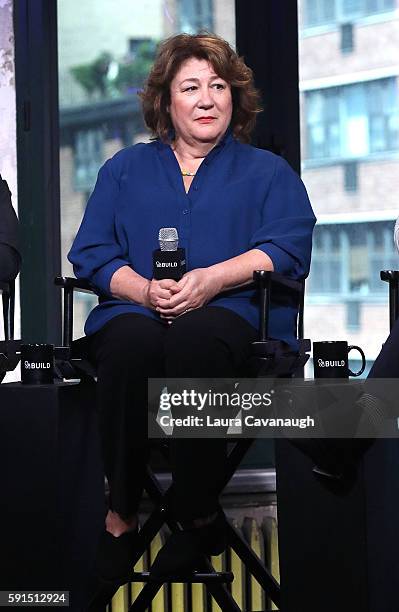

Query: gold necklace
[[181, 169, 196, 177]]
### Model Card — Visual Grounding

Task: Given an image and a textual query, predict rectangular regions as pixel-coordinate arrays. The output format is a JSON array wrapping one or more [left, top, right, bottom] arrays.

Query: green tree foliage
[[70, 42, 157, 99], [115, 41, 157, 92]]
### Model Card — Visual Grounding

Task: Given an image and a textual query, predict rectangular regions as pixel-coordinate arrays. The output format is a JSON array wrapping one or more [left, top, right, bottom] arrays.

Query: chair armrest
[[54, 276, 95, 294], [253, 270, 303, 294], [54, 276, 95, 348]]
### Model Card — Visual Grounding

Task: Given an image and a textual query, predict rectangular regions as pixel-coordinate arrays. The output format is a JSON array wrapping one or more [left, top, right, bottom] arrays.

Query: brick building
[[299, 0, 399, 368]]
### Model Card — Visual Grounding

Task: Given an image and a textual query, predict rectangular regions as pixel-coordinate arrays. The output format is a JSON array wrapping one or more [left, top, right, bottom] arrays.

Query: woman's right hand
[[142, 278, 180, 311], [110, 266, 180, 312]]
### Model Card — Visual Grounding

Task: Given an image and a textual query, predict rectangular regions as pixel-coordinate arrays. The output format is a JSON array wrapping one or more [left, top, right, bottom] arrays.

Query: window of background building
[[57, 0, 235, 338], [305, 78, 399, 160], [299, 0, 399, 373], [309, 222, 397, 295], [177, 0, 213, 31], [304, 0, 395, 28]]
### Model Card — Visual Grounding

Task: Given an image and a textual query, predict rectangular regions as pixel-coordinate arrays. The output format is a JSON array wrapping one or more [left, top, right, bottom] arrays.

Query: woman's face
[[169, 57, 233, 147]]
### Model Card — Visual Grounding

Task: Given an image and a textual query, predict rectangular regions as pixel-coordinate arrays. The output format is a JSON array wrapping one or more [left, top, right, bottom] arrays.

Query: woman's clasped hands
[[144, 268, 223, 321]]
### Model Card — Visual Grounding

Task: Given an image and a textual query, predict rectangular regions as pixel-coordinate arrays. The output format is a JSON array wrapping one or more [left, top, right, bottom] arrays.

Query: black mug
[[20, 344, 54, 385], [313, 341, 366, 379]]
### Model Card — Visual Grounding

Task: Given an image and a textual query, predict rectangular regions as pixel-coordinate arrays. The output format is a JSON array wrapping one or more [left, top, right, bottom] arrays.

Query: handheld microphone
[[153, 228, 186, 280]]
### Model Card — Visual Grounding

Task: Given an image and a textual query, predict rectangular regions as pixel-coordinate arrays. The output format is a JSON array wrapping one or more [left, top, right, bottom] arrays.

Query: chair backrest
[[252, 270, 310, 378]]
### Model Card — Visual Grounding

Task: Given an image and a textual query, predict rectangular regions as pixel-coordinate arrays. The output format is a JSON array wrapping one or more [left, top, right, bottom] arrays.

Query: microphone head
[[159, 227, 179, 251]]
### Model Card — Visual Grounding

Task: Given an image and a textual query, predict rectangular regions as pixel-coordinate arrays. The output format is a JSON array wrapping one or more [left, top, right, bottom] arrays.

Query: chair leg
[[128, 581, 163, 611], [91, 450, 280, 612], [224, 440, 254, 484], [206, 582, 242, 611], [226, 520, 281, 608], [137, 506, 168, 552], [87, 581, 120, 612]]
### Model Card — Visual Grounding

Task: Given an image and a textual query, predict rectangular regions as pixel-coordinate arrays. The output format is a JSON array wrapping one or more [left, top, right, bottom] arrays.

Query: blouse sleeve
[[68, 159, 130, 295], [249, 156, 316, 278]]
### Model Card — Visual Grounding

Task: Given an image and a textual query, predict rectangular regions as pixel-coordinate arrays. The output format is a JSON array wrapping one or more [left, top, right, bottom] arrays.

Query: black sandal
[[94, 527, 139, 583], [149, 511, 227, 581]]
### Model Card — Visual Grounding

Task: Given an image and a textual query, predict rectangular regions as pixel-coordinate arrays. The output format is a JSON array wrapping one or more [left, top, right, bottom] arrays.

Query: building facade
[[299, 0, 399, 367]]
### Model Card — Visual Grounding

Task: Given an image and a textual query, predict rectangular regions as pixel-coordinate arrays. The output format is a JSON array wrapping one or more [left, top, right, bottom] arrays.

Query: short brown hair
[[139, 32, 262, 143]]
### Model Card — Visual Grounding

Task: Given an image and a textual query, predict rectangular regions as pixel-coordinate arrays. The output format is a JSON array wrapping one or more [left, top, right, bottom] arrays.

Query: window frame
[[14, 0, 62, 343]]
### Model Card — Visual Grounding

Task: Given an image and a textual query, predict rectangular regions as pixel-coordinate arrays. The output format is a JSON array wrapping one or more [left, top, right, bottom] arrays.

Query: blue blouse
[[68, 131, 316, 345]]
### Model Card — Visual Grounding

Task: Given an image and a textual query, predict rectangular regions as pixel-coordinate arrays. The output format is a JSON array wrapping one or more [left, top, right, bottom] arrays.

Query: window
[[344, 161, 358, 191], [177, 0, 214, 32], [308, 222, 397, 296], [368, 79, 399, 153], [74, 128, 104, 192], [366, 0, 396, 13], [305, 0, 336, 27], [305, 78, 399, 160], [306, 88, 340, 159], [308, 227, 343, 294], [342, 0, 362, 19], [340, 22, 354, 52], [304, 0, 395, 27], [369, 223, 398, 292]]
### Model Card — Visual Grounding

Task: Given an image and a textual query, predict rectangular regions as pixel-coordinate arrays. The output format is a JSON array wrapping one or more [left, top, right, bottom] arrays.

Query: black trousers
[[87, 306, 258, 521]]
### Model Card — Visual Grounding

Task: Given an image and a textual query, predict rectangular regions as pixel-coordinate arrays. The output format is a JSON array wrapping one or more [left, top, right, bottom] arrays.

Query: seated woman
[[0, 175, 20, 283], [68, 32, 316, 582]]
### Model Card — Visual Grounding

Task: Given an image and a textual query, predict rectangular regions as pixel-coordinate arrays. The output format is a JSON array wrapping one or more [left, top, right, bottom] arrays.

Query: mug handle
[[348, 345, 366, 377]]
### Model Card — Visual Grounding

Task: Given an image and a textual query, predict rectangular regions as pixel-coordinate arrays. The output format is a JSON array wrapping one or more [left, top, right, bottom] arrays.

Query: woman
[[69, 32, 316, 582]]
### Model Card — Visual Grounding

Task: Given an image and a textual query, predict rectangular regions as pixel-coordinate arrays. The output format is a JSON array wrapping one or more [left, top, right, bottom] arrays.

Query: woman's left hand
[[156, 268, 223, 320]]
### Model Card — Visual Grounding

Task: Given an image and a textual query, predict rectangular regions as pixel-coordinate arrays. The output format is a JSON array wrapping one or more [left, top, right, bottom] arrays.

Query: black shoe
[[94, 528, 139, 583], [149, 511, 227, 581]]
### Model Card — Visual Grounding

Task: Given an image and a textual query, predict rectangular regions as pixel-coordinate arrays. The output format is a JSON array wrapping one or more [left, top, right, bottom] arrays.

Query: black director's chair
[[54, 271, 310, 612]]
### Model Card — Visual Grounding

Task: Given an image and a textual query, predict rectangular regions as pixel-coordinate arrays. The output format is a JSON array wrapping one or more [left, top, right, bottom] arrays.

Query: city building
[[299, 0, 399, 368]]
